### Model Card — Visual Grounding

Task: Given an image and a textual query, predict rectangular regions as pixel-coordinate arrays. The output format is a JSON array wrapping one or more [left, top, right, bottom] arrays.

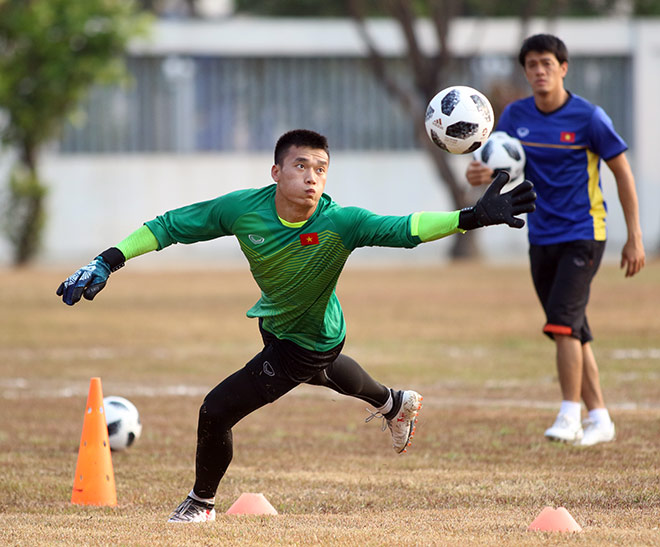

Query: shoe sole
[[544, 433, 583, 444], [167, 513, 216, 523], [545, 435, 582, 444], [397, 392, 423, 454]]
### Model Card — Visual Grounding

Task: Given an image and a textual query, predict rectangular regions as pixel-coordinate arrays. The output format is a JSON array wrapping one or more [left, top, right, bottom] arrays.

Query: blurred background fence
[[58, 53, 631, 155]]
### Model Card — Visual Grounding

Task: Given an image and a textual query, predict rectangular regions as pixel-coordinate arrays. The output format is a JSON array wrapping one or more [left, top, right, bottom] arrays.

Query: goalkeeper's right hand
[[56, 247, 125, 306]]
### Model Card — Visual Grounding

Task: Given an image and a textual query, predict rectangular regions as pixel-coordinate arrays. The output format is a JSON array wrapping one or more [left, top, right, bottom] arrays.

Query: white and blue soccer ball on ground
[[103, 396, 142, 451], [424, 85, 494, 154], [473, 131, 527, 193]]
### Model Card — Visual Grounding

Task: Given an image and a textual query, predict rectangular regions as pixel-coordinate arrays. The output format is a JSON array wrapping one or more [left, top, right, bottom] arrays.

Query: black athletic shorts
[[529, 239, 605, 344], [244, 319, 345, 403]]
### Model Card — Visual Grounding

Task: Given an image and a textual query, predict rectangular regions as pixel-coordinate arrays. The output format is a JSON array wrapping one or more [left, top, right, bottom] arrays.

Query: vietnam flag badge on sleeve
[[560, 131, 576, 143], [300, 232, 319, 246]]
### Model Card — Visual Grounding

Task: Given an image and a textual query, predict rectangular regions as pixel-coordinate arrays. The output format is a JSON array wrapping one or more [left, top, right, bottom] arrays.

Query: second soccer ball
[[104, 396, 142, 451], [473, 131, 527, 193]]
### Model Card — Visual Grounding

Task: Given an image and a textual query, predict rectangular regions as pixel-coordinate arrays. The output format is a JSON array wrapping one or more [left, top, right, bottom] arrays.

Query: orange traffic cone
[[226, 493, 278, 515], [71, 377, 117, 506], [528, 506, 582, 532]]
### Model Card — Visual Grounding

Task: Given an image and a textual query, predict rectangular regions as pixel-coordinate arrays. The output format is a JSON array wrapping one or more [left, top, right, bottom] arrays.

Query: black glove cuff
[[98, 247, 126, 272], [458, 207, 482, 231]]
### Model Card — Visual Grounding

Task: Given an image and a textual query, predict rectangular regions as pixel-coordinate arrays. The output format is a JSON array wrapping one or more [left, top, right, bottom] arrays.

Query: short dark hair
[[518, 34, 569, 66], [274, 129, 330, 166]]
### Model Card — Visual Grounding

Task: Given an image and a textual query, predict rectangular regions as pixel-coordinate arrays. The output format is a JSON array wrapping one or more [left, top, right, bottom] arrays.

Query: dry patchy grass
[[1, 260, 659, 545]]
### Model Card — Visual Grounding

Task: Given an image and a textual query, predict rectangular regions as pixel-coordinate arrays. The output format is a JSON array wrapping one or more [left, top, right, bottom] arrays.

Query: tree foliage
[[0, 0, 149, 265], [234, 0, 660, 17]]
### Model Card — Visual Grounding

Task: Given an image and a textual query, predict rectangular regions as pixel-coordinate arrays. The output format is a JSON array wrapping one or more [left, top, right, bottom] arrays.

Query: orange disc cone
[[226, 493, 278, 515], [528, 506, 582, 532], [71, 377, 117, 506]]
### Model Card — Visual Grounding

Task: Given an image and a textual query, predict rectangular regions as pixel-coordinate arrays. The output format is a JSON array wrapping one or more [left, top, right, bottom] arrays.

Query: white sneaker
[[387, 390, 423, 453], [167, 497, 216, 523], [577, 419, 616, 446], [544, 413, 583, 443]]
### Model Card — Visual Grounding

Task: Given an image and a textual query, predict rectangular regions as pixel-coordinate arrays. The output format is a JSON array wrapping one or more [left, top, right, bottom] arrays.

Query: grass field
[[1, 260, 659, 546]]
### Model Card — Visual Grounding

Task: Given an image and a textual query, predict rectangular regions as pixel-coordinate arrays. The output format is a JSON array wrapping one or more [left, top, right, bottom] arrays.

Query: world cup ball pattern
[[425, 86, 494, 154]]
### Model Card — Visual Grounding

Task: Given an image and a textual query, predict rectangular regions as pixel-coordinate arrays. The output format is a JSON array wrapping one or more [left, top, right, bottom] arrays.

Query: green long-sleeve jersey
[[145, 184, 455, 351]]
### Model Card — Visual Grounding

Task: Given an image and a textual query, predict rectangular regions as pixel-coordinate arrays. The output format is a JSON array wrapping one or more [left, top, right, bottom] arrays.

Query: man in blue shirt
[[467, 34, 645, 446]]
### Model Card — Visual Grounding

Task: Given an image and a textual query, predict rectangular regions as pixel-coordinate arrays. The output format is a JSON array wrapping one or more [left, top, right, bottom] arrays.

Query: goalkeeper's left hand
[[56, 248, 125, 306], [459, 170, 536, 230]]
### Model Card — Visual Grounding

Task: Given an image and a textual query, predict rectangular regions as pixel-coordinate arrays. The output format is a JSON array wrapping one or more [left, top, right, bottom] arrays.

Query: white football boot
[[577, 419, 616, 447], [168, 496, 216, 523], [544, 413, 584, 443], [366, 389, 423, 454], [387, 390, 423, 453]]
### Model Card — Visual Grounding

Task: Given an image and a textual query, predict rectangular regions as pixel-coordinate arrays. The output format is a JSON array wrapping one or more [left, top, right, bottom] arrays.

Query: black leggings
[[193, 349, 389, 499]]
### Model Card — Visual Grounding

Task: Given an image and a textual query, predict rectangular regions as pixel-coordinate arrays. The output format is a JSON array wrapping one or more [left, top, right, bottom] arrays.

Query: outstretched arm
[[56, 225, 159, 306], [413, 171, 536, 242]]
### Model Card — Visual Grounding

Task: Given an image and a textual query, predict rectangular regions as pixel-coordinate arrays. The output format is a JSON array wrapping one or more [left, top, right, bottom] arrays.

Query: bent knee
[[199, 396, 232, 429]]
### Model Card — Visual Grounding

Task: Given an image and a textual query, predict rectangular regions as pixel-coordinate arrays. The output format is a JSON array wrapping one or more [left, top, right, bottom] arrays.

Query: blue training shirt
[[497, 93, 627, 245]]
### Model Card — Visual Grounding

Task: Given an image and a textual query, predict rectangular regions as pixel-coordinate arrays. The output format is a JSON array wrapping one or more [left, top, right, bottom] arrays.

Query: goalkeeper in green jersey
[[57, 129, 535, 523]]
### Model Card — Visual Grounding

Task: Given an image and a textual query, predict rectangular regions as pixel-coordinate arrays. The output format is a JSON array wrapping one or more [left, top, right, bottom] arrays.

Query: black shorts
[[244, 319, 345, 403], [529, 240, 605, 344]]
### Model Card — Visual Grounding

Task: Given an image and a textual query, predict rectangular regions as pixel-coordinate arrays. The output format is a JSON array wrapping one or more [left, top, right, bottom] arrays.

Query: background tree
[[0, 0, 149, 265], [349, 0, 482, 258], [235, 0, 660, 17]]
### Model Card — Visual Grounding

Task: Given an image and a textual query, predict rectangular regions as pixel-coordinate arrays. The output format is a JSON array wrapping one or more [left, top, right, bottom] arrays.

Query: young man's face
[[523, 50, 568, 96], [272, 145, 329, 215]]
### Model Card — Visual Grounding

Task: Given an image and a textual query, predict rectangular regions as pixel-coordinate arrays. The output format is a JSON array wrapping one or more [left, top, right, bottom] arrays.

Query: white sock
[[588, 408, 612, 426], [376, 390, 393, 415], [189, 489, 215, 505], [559, 400, 582, 423]]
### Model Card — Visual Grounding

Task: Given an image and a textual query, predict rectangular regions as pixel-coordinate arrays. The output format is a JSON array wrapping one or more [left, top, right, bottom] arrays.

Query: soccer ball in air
[[103, 396, 142, 451], [473, 131, 526, 193], [424, 86, 494, 154]]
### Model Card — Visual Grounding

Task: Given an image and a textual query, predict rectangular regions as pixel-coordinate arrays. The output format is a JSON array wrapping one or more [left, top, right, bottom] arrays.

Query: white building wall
[[1, 17, 658, 266], [633, 21, 660, 260], [36, 151, 475, 266]]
